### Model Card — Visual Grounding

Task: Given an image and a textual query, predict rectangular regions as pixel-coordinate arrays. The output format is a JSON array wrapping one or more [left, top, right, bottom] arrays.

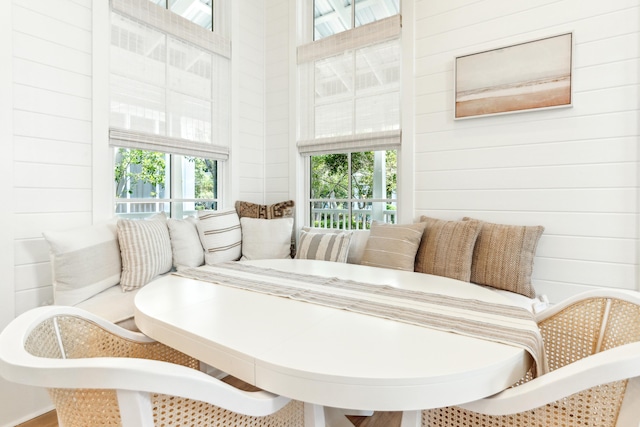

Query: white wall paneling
[[414, 0, 640, 302]]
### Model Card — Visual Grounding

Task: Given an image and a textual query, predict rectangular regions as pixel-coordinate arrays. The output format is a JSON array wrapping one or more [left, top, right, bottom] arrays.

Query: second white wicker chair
[[0, 305, 305, 427], [419, 289, 640, 427]]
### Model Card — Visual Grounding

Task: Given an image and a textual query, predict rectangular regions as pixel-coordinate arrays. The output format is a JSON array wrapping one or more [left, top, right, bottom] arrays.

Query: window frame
[[113, 149, 221, 219], [308, 150, 397, 230]]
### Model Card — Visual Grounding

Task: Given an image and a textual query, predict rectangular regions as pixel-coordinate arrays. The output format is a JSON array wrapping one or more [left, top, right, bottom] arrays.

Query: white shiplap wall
[[12, 0, 94, 315], [2, 1, 93, 425], [265, 0, 293, 204], [413, 0, 640, 302], [233, 0, 266, 204]]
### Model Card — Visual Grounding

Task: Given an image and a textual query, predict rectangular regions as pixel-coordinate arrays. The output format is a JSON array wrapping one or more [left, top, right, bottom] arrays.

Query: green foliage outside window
[[114, 149, 166, 198]]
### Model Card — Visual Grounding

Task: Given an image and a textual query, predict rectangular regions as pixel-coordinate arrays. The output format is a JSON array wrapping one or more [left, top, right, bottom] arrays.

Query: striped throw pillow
[[197, 209, 242, 265], [360, 221, 427, 271], [295, 230, 353, 263], [117, 214, 173, 291]]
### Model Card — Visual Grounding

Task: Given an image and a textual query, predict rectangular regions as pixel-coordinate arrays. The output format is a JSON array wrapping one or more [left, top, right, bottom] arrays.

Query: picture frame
[[454, 32, 573, 120]]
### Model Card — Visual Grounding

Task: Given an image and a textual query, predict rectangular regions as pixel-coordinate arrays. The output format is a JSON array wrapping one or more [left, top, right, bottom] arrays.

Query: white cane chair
[[0, 305, 305, 427], [419, 289, 640, 427]]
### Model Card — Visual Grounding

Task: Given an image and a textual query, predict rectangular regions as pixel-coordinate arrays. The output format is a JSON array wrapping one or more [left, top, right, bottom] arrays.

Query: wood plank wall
[[11, 0, 93, 317], [413, 0, 640, 302]]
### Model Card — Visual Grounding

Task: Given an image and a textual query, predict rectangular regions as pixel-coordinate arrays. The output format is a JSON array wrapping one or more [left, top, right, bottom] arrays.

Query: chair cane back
[[0, 306, 304, 427], [422, 289, 640, 427]]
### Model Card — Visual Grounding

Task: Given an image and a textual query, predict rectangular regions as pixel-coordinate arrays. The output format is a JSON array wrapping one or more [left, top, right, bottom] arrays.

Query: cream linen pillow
[[167, 216, 204, 269], [197, 209, 242, 265], [360, 221, 426, 271], [43, 220, 122, 306], [415, 216, 482, 282], [295, 229, 353, 263], [117, 213, 173, 291], [240, 217, 294, 260], [464, 217, 544, 298]]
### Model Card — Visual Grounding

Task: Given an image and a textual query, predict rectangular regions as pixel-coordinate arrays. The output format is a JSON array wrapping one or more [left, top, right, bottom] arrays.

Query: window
[[150, 0, 213, 31], [110, 0, 230, 218], [114, 149, 218, 219], [314, 0, 400, 40], [310, 150, 397, 229], [298, 2, 401, 228]]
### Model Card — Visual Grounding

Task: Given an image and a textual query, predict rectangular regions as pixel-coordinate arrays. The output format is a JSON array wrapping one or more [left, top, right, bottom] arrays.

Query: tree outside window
[[310, 150, 397, 229]]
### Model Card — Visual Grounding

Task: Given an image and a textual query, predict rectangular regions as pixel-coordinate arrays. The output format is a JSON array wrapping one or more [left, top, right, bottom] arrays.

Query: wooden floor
[[20, 409, 402, 427], [18, 375, 403, 427]]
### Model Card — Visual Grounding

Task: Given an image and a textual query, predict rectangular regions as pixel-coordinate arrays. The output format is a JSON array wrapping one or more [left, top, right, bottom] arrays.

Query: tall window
[[298, 1, 401, 229], [110, 0, 230, 218]]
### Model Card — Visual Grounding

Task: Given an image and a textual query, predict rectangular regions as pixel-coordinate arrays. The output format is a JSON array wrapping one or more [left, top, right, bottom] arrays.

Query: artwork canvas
[[455, 33, 573, 119]]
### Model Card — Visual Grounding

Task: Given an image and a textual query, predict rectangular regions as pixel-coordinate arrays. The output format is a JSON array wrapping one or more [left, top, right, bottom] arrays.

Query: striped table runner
[[175, 262, 548, 377]]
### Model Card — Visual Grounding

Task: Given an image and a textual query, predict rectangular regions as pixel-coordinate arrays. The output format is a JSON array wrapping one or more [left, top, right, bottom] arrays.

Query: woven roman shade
[[297, 16, 402, 156], [109, 0, 230, 159]]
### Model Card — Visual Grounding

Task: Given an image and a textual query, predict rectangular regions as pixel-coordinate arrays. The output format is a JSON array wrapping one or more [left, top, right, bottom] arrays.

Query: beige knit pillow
[[464, 217, 544, 298], [415, 216, 482, 282], [117, 213, 173, 291], [361, 221, 426, 271]]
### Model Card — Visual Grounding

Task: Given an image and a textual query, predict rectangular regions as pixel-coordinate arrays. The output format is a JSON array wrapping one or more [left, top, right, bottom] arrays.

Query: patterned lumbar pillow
[[196, 209, 242, 265], [117, 213, 173, 291], [43, 220, 122, 306], [414, 216, 482, 282], [295, 229, 353, 263], [360, 221, 427, 271], [240, 217, 294, 260], [464, 217, 544, 298]]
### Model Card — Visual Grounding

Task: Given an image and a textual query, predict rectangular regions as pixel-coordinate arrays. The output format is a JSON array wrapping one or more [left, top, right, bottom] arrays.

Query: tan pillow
[[464, 217, 544, 298], [415, 216, 482, 282], [360, 221, 426, 271]]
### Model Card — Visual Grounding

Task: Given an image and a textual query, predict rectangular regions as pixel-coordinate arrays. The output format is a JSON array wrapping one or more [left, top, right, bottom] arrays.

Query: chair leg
[[401, 410, 421, 427]]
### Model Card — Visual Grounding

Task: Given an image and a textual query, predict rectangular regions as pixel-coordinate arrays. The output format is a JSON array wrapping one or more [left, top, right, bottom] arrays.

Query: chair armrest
[[0, 306, 291, 417], [460, 342, 640, 415]]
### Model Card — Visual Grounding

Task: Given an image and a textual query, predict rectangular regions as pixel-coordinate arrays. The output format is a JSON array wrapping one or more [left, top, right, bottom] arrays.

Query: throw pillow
[[117, 213, 173, 291], [235, 200, 296, 257], [415, 216, 482, 282], [240, 217, 294, 260], [360, 221, 427, 271], [167, 216, 204, 269], [299, 227, 369, 264], [296, 229, 353, 263], [464, 217, 544, 298], [43, 220, 122, 306], [197, 209, 242, 264], [235, 199, 295, 219]]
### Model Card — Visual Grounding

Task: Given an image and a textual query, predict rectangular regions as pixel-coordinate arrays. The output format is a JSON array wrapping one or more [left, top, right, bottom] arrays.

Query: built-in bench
[[42, 202, 548, 332]]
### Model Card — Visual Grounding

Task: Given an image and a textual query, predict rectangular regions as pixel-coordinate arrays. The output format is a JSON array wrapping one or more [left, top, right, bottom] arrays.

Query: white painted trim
[[398, 0, 415, 223], [227, 0, 240, 207], [92, 0, 113, 223], [0, 0, 14, 329]]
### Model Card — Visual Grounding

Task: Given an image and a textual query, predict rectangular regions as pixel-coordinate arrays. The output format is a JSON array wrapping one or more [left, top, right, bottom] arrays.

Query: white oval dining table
[[134, 259, 531, 427]]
